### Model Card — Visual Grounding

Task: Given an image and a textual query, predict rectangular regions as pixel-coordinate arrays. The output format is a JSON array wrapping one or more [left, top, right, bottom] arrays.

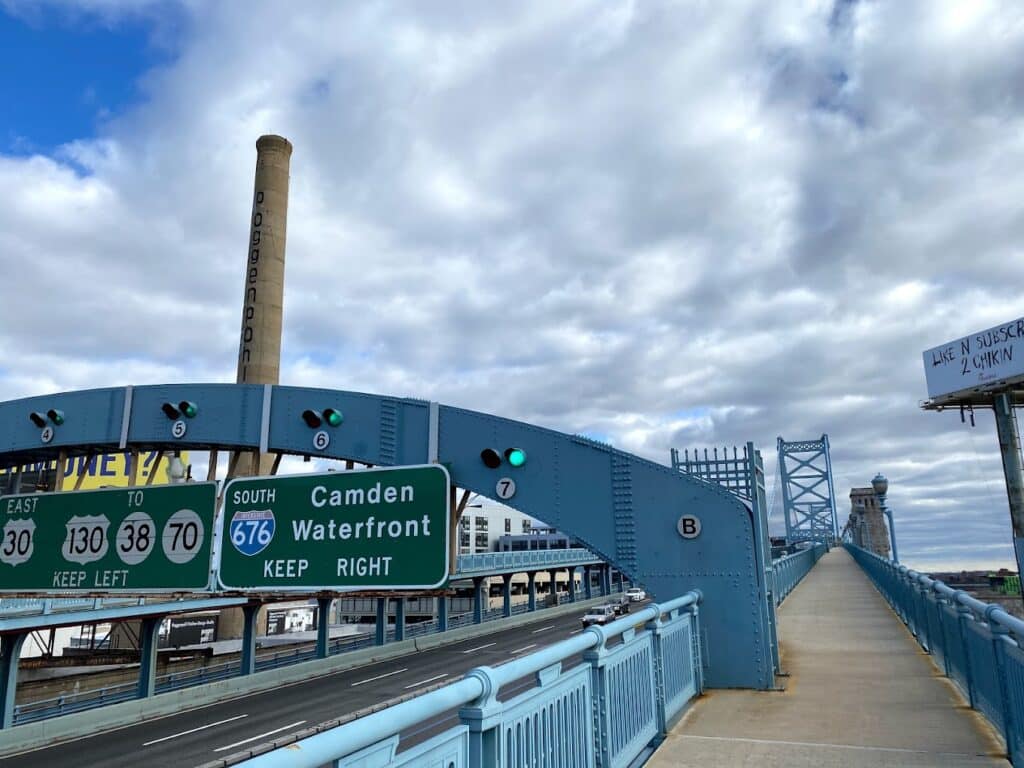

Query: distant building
[[847, 487, 891, 559], [457, 500, 539, 554]]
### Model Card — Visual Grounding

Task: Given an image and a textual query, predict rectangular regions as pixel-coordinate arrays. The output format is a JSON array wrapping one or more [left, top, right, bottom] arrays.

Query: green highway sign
[[0, 483, 216, 593], [218, 465, 450, 591]]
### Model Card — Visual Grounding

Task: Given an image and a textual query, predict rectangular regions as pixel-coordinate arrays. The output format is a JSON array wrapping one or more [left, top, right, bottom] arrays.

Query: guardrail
[[771, 542, 828, 606], [226, 591, 702, 768], [0, 597, 145, 617], [847, 544, 1024, 767], [455, 547, 602, 575]]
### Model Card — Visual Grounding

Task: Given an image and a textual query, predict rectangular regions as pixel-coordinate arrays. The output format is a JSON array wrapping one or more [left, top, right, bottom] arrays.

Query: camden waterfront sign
[[217, 465, 450, 591]]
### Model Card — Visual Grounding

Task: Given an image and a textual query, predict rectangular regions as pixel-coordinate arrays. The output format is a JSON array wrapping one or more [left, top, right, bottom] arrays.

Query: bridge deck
[[649, 548, 1009, 767]]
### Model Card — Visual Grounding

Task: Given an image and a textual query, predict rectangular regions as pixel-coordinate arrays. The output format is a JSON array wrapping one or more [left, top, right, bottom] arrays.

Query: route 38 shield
[[229, 509, 276, 557], [0, 518, 35, 566]]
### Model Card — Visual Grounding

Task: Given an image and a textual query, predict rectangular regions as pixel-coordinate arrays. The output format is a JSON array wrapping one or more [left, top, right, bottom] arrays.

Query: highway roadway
[[1, 601, 642, 767]]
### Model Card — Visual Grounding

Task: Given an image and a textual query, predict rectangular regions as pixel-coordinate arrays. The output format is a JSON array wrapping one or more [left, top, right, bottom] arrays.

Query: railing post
[[689, 600, 705, 695], [316, 597, 332, 658], [934, 589, 953, 677], [501, 574, 513, 618], [240, 602, 259, 676], [0, 633, 27, 729], [394, 598, 406, 641], [986, 607, 1019, 764], [527, 571, 537, 612], [473, 577, 485, 624], [437, 595, 448, 632], [375, 597, 387, 646], [954, 593, 977, 708], [459, 667, 502, 768], [646, 606, 669, 740], [137, 617, 162, 698]]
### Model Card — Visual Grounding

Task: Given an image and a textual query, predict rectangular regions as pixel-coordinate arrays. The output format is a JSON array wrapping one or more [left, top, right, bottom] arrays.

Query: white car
[[625, 587, 646, 602]]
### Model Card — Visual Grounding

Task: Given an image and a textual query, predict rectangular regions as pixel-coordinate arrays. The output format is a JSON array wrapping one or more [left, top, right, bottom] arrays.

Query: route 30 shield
[[0, 518, 35, 566]]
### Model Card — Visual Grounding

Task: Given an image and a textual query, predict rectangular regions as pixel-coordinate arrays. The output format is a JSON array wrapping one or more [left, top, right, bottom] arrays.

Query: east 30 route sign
[[0, 482, 216, 593], [217, 465, 450, 591]]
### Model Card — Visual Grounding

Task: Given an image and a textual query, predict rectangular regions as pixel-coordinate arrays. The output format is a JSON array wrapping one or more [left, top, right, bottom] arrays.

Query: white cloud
[[1, 0, 1023, 570]]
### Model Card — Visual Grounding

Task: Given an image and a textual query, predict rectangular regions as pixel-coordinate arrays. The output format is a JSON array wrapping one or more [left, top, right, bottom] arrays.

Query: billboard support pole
[[994, 392, 1024, 604]]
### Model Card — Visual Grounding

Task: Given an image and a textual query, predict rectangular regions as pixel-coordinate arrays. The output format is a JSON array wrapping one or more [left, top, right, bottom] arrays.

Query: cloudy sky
[[0, 0, 1021, 571]]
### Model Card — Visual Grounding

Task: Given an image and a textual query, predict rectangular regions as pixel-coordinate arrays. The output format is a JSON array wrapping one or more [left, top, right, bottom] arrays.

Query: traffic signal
[[162, 401, 198, 419], [480, 447, 527, 469], [29, 410, 65, 427], [302, 408, 343, 428], [505, 447, 527, 467]]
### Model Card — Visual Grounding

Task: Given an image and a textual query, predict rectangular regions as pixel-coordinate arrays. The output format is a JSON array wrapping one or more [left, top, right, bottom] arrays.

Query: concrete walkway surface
[[647, 548, 1009, 767]]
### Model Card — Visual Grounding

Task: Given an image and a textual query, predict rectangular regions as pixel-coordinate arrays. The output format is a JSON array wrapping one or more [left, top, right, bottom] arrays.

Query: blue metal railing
[[847, 544, 1024, 767], [0, 596, 145, 616], [230, 592, 703, 767], [455, 547, 601, 576], [771, 543, 828, 606]]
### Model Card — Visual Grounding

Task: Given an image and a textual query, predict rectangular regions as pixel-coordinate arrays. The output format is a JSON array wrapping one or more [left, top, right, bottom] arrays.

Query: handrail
[[846, 543, 1023, 766], [229, 591, 704, 767], [771, 543, 828, 606]]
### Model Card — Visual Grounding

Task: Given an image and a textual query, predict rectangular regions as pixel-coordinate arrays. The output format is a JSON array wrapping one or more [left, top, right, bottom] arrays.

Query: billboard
[[0, 451, 189, 491], [923, 317, 1024, 401]]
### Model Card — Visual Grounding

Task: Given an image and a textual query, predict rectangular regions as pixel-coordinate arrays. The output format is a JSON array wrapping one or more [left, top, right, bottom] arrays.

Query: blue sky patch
[[0, 8, 172, 155]]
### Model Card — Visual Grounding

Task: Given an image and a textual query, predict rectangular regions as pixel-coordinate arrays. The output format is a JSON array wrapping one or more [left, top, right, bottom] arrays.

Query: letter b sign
[[676, 514, 701, 539]]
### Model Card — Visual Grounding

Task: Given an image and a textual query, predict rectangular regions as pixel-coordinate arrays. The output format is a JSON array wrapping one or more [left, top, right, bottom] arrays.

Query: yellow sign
[[0, 451, 190, 490]]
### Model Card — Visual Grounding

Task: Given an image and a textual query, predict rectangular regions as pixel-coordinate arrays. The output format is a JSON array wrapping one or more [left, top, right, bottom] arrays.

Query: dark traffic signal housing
[[162, 401, 198, 419], [302, 408, 344, 429], [29, 410, 65, 427], [480, 447, 527, 468]]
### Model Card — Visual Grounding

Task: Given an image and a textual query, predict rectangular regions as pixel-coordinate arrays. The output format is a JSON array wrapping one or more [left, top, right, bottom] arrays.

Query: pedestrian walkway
[[648, 548, 1009, 767]]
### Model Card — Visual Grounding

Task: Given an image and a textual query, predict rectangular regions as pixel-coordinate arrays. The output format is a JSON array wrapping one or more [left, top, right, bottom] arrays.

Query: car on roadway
[[608, 594, 631, 615], [581, 605, 617, 627], [626, 587, 646, 602]]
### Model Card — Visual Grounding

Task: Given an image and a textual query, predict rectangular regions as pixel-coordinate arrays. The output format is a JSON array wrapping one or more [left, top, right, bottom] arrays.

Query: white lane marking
[[142, 714, 249, 746], [511, 644, 537, 654], [403, 673, 449, 689], [350, 668, 408, 687], [530, 625, 555, 634], [460, 642, 497, 654], [570, 629, 584, 634], [213, 720, 306, 752]]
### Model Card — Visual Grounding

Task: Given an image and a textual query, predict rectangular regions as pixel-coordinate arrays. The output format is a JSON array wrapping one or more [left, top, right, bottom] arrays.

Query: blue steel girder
[[0, 385, 776, 688], [777, 435, 838, 544]]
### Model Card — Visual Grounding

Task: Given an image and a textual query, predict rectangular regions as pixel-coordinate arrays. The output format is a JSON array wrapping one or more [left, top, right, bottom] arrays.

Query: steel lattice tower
[[777, 435, 838, 544]]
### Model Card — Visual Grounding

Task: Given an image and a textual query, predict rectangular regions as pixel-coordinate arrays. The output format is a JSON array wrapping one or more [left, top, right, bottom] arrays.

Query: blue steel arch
[[0, 385, 774, 688]]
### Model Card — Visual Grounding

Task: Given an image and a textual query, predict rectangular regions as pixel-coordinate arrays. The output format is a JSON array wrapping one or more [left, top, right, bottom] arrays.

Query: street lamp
[[871, 473, 899, 563]]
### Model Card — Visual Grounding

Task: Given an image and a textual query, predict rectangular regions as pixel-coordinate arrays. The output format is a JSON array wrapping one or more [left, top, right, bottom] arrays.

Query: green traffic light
[[505, 448, 527, 467], [324, 408, 343, 427], [179, 401, 198, 418], [47, 409, 65, 426]]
